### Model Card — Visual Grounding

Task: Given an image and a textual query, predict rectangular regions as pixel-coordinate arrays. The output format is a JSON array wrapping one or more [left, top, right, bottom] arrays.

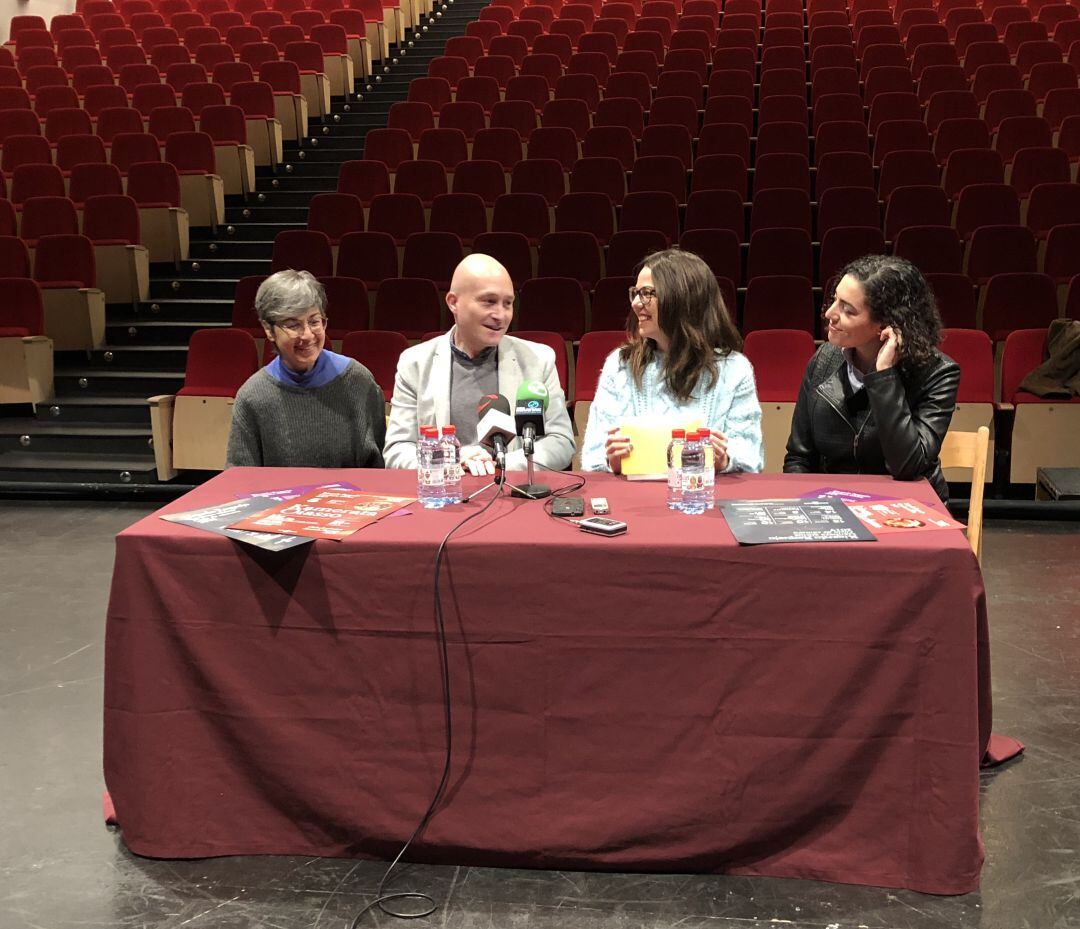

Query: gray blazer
[[383, 333, 576, 471]]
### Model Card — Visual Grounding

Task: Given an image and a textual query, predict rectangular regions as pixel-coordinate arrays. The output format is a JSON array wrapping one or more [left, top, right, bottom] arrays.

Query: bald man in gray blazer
[[383, 255, 575, 473]]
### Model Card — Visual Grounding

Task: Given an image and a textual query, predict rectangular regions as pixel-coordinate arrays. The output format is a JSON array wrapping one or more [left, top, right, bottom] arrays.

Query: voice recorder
[[577, 516, 628, 536]]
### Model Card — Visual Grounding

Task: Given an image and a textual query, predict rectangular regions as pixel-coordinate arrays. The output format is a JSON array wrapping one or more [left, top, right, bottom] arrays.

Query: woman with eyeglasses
[[226, 269, 386, 468], [580, 249, 764, 474], [784, 255, 959, 502]]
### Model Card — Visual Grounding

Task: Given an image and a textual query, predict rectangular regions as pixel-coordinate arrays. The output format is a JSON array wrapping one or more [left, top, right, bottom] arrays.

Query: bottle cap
[[686, 431, 700, 441], [698, 427, 711, 437], [671, 428, 686, 438], [442, 425, 456, 435], [421, 426, 437, 437]]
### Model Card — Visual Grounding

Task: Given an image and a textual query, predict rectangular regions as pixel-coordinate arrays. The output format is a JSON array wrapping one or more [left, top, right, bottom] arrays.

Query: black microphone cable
[[347, 478, 507, 928], [529, 459, 590, 525]]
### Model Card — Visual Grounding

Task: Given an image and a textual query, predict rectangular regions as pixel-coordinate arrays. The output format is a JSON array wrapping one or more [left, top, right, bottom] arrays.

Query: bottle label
[[420, 466, 445, 487], [444, 462, 462, 483], [682, 471, 704, 493], [667, 467, 681, 491]]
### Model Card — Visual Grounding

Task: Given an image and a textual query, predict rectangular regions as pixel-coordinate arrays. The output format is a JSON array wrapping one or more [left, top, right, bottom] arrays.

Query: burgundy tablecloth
[[103, 468, 990, 894]]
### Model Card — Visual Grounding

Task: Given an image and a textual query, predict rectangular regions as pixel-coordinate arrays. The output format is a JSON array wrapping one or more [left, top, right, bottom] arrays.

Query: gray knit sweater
[[226, 362, 386, 468]]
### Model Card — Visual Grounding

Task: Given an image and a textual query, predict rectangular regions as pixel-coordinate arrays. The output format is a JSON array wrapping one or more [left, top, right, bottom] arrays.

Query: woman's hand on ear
[[876, 326, 903, 372]]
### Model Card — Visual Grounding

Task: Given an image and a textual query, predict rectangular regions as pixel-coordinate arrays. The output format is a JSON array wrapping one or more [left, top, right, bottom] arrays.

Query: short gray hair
[[255, 270, 327, 326]]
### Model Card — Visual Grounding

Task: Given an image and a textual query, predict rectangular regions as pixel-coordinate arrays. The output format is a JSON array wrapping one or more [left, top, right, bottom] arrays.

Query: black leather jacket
[[783, 344, 960, 502]]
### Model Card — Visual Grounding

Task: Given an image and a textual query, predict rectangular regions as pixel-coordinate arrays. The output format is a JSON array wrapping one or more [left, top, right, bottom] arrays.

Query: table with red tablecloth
[[103, 468, 991, 894]]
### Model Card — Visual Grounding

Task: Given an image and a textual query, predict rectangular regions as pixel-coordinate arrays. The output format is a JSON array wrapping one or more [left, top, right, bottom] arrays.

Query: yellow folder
[[620, 417, 701, 480]]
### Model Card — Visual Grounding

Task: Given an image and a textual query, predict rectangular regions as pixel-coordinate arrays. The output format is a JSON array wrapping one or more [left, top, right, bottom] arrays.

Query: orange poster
[[229, 487, 415, 541], [845, 498, 965, 535]]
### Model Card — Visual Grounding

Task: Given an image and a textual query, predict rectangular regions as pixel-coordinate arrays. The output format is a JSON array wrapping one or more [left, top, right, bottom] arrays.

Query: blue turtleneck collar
[[266, 349, 351, 388]]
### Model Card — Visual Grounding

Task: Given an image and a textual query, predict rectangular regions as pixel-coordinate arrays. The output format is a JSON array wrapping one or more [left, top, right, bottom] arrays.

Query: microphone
[[475, 394, 515, 470], [509, 381, 552, 500], [514, 380, 549, 456]]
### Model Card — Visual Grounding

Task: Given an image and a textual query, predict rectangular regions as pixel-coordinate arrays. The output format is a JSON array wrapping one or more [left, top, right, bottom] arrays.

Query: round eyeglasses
[[276, 316, 327, 335]]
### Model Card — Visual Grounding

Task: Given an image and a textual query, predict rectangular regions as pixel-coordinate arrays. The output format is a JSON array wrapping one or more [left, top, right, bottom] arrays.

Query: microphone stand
[[461, 443, 507, 503], [511, 426, 551, 499], [462, 477, 499, 504]]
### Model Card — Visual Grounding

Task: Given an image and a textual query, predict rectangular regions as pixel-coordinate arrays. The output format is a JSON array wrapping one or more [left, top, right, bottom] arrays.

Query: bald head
[[449, 253, 512, 298], [447, 253, 515, 358]]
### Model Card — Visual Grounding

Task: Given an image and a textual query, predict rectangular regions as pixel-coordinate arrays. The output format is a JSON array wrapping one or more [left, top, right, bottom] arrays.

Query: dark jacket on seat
[[783, 343, 960, 502]]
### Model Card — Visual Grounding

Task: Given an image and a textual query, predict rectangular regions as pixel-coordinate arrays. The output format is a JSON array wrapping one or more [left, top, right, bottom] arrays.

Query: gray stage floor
[[2, 502, 1078, 929]]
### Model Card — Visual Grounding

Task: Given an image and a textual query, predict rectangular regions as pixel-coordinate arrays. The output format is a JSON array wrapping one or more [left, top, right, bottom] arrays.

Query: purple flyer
[[799, 487, 898, 503], [239, 481, 361, 503]]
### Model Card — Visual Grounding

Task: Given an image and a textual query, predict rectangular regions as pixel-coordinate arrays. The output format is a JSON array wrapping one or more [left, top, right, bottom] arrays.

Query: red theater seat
[[340, 330, 408, 400], [336, 231, 398, 289], [372, 277, 444, 339], [743, 276, 817, 334]]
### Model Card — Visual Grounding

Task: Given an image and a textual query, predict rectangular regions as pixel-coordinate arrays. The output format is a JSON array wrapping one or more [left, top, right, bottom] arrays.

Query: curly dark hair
[[837, 255, 943, 371], [620, 248, 743, 403]]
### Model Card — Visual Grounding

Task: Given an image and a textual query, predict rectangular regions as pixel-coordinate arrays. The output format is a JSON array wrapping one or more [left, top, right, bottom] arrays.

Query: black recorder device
[[551, 496, 586, 517]]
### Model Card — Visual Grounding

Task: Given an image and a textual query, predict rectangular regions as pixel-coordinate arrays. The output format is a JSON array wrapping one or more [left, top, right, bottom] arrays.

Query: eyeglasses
[[275, 316, 326, 335], [628, 287, 657, 305]]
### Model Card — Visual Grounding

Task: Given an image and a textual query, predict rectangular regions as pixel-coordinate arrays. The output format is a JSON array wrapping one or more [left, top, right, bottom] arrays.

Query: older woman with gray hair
[[226, 269, 386, 468]]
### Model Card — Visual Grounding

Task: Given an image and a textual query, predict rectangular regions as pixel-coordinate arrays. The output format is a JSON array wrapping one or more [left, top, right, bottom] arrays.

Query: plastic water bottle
[[680, 431, 707, 515], [417, 425, 446, 508], [698, 426, 715, 510], [440, 424, 462, 505], [666, 428, 686, 510]]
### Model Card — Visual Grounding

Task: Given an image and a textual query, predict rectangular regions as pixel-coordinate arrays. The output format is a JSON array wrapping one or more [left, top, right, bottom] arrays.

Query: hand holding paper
[[709, 431, 730, 472], [604, 427, 633, 474]]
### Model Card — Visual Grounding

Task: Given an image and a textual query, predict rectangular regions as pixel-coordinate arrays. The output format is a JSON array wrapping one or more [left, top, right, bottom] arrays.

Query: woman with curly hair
[[784, 255, 960, 501], [581, 248, 763, 474]]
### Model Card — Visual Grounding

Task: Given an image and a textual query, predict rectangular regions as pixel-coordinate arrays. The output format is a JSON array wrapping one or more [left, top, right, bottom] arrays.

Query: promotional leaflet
[[160, 498, 314, 551], [845, 498, 965, 534], [719, 498, 877, 545], [228, 487, 415, 541]]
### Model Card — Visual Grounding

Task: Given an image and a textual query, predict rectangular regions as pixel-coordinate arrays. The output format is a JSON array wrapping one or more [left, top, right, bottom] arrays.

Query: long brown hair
[[620, 249, 743, 403]]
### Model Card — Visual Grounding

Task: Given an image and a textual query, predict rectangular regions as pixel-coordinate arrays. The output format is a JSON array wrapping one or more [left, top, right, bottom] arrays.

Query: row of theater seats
[[2, 29, 346, 122], [0, 105, 258, 205], [0, 193, 151, 308], [0, 0, 379, 186], [6, 0, 385, 74], [0, 60, 293, 171], [464, 0, 1080, 56], [245, 217, 1080, 340], [288, 185, 1080, 338], [1, 161, 192, 274], [0, 234, 110, 349], [467, 0, 1080, 41], [143, 321, 1078, 482], [323, 155, 1080, 283], [329, 152, 1080, 258], [387, 86, 1080, 156], [63, 0, 429, 55], [417, 41, 1080, 108]]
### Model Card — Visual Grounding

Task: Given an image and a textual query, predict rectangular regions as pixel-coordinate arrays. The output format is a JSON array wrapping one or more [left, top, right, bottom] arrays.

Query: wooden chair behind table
[[938, 425, 990, 564]]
